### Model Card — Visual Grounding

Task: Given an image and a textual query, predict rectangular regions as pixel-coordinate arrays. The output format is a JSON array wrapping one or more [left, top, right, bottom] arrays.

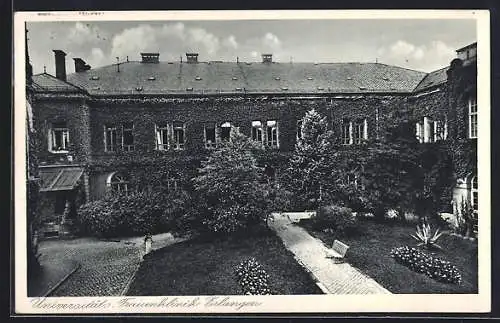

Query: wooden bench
[[325, 240, 349, 263]]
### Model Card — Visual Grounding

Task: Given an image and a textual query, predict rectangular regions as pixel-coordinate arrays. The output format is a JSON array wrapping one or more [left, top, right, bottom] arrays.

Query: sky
[[27, 19, 477, 75]]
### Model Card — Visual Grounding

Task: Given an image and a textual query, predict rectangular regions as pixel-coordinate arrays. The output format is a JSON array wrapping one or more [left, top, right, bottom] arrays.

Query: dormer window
[[235, 87, 243, 91], [274, 77, 281, 81], [317, 87, 324, 91], [281, 87, 288, 91], [135, 87, 143, 92], [49, 121, 69, 153], [307, 77, 313, 80], [195, 76, 202, 81], [90, 76, 99, 80], [148, 76, 156, 81], [186, 87, 193, 92], [232, 77, 238, 81]]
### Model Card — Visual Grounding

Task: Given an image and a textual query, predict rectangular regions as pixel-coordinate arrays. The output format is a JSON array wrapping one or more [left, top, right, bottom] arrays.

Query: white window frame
[[155, 124, 169, 151], [104, 124, 117, 152], [469, 96, 478, 139], [49, 122, 70, 153], [122, 122, 134, 152], [296, 120, 303, 141], [220, 122, 232, 142], [341, 120, 352, 145], [266, 120, 279, 148], [172, 122, 185, 150], [106, 172, 129, 195], [204, 123, 217, 149], [353, 119, 367, 145], [471, 175, 478, 212], [251, 121, 263, 144]]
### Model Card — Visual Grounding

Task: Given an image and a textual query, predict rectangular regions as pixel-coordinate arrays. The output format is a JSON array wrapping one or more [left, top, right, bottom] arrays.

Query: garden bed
[[299, 218, 478, 294], [126, 228, 323, 295]]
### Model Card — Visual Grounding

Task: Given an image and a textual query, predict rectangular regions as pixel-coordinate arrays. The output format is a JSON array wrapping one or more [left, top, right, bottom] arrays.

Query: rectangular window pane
[[205, 126, 216, 148], [342, 122, 350, 145], [105, 125, 117, 152], [297, 120, 303, 140], [252, 121, 263, 142], [122, 123, 134, 151], [221, 125, 231, 141], [266, 120, 278, 147]]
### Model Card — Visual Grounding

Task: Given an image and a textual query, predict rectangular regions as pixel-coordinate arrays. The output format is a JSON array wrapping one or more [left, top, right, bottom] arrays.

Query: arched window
[[106, 172, 130, 194]]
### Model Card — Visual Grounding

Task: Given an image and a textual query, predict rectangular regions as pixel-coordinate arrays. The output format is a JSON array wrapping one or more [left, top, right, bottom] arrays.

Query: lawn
[[299, 218, 478, 294], [126, 228, 323, 295]]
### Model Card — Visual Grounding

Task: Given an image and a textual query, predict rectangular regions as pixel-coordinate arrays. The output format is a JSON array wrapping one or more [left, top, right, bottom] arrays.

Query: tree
[[283, 109, 333, 210], [192, 129, 271, 235]]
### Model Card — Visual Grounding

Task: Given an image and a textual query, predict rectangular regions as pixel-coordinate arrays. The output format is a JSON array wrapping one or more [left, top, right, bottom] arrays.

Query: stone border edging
[[120, 261, 142, 296], [44, 262, 80, 297]]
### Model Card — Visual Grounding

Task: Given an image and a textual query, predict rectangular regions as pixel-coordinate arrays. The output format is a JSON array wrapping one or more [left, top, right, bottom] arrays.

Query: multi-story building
[[29, 43, 478, 237]]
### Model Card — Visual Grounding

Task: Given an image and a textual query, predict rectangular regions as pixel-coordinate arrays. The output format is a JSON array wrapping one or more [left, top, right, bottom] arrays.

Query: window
[[220, 122, 232, 141], [266, 120, 279, 148], [173, 122, 185, 150], [416, 117, 447, 143], [297, 120, 303, 140], [49, 121, 69, 152], [167, 178, 178, 192], [204, 124, 217, 148], [155, 124, 169, 151], [341, 120, 351, 145], [122, 122, 134, 152], [251, 121, 263, 143], [104, 124, 117, 152], [353, 120, 364, 145], [471, 175, 478, 212], [107, 172, 129, 195], [469, 96, 477, 138]]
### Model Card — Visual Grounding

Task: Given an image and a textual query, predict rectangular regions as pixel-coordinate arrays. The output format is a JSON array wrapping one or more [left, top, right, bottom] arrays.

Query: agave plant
[[410, 223, 446, 250]]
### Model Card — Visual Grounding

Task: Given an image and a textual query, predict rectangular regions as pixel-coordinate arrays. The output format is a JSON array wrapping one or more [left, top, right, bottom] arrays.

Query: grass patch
[[126, 228, 323, 295], [299, 218, 478, 294]]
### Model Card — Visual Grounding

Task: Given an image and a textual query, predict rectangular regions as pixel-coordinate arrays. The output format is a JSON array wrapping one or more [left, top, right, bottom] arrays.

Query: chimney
[[186, 53, 199, 63], [73, 58, 91, 72], [53, 50, 67, 81], [262, 54, 273, 63], [140, 53, 160, 63]]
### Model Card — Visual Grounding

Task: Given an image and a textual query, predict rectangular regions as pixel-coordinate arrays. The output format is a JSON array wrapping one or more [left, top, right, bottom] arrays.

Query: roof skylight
[[195, 76, 202, 81]]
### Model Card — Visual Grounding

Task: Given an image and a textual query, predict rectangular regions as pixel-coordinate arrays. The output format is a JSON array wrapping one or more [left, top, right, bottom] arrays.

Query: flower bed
[[235, 257, 272, 295], [390, 246, 462, 284]]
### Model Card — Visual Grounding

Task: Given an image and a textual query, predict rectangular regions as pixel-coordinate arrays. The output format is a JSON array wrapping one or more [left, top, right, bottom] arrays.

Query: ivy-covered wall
[[32, 97, 91, 166]]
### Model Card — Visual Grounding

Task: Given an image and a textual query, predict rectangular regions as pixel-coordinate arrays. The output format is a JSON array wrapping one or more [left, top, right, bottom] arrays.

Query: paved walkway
[[40, 233, 184, 297], [269, 213, 391, 294]]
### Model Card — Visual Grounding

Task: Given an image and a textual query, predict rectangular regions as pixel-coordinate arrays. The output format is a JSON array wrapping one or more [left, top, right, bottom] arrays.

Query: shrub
[[235, 258, 273, 295], [390, 246, 462, 284], [310, 205, 357, 236], [192, 129, 271, 235], [77, 190, 189, 238]]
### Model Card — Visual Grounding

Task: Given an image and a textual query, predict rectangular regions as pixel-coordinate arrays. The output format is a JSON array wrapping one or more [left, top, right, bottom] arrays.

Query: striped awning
[[39, 166, 83, 192]]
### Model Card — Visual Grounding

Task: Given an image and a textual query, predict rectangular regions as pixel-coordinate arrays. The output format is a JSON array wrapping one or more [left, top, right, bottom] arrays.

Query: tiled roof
[[66, 61, 428, 96], [413, 67, 448, 92], [32, 73, 83, 93]]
